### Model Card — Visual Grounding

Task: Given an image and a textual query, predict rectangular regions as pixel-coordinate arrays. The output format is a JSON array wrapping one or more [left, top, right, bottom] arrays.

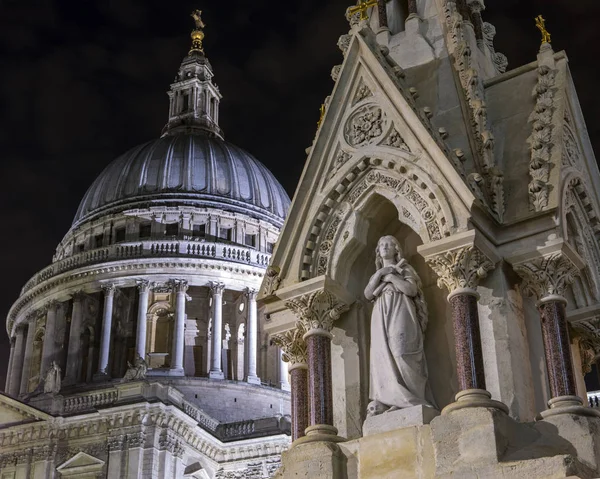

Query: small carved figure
[[191, 10, 206, 30], [44, 361, 62, 394], [123, 354, 147, 381], [364, 236, 435, 415]]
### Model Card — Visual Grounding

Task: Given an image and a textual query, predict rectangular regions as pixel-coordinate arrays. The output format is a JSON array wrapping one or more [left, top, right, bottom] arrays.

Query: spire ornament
[[347, 0, 378, 22], [190, 9, 206, 54], [535, 15, 551, 45]]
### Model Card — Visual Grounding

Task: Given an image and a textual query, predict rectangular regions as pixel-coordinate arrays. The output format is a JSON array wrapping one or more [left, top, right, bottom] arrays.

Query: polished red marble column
[[289, 364, 309, 442], [449, 290, 486, 391], [305, 332, 334, 431], [408, 0, 418, 15], [538, 298, 577, 399]]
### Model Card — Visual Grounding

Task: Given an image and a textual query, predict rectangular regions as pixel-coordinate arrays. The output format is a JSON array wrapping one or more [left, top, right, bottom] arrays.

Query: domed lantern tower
[[1, 11, 291, 478]]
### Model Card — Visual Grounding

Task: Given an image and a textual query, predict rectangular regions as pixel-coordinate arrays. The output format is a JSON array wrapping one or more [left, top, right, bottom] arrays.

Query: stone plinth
[[275, 441, 346, 479], [362, 405, 439, 436], [357, 425, 435, 479], [537, 413, 600, 473]]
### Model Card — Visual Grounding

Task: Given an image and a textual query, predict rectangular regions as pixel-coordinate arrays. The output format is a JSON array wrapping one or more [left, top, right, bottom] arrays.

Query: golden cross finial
[[348, 0, 378, 21], [317, 104, 326, 128], [535, 15, 551, 45], [189, 9, 206, 54]]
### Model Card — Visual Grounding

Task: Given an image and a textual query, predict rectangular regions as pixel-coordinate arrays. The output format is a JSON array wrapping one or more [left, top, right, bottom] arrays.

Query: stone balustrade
[[63, 390, 118, 414], [21, 239, 271, 294]]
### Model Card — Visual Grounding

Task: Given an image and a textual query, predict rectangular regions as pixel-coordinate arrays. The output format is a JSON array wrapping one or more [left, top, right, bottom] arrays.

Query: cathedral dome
[[73, 133, 290, 226]]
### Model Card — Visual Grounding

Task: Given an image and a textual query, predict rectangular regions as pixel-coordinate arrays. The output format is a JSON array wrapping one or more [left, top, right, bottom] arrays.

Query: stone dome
[[73, 133, 290, 226]]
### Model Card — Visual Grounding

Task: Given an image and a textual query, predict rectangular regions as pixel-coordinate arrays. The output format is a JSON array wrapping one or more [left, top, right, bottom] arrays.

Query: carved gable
[[262, 29, 475, 293], [56, 452, 105, 478], [0, 393, 51, 428]]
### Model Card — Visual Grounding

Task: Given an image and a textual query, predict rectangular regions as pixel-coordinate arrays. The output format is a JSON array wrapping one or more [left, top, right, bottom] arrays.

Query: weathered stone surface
[[275, 442, 346, 479], [362, 405, 439, 436]]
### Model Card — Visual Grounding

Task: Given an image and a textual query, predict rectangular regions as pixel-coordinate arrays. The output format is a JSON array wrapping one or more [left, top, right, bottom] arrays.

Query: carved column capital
[[171, 279, 189, 294], [512, 253, 581, 301], [426, 245, 495, 294], [285, 289, 350, 336], [209, 281, 225, 295], [101, 283, 116, 295], [136, 279, 151, 293], [71, 290, 87, 302], [271, 326, 308, 368], [419, 230, 499, 296], [244, 287, 258, 301]]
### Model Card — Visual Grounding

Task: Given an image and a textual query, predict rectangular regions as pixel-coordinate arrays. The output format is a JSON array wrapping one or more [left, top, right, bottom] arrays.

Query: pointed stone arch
[[301, 150, 464, 281], [560, 172, 600, 304]]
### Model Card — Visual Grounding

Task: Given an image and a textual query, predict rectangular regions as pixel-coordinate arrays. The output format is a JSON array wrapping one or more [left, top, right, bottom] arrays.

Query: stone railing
[[63, 390, 118, 414], [21, 240, 271, 294], [182, 400, 220, 432], [216, 417, 290, 443], [588, 390, 600, 408]]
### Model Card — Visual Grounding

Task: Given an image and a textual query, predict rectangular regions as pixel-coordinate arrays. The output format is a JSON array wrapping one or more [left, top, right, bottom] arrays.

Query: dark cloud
[[0, 0, 598, 388]]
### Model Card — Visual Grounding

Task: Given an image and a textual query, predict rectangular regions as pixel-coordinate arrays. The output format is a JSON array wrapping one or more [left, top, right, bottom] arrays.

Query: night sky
[[1, 0, 599, 390]]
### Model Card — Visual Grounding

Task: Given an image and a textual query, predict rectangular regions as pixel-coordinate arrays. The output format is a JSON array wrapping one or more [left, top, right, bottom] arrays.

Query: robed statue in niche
[[364, 235, 435, 415]]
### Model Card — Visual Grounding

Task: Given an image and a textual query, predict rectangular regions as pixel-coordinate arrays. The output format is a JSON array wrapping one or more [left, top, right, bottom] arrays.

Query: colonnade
[[274, 234, 592, 443], [5, 279, 273, 397]]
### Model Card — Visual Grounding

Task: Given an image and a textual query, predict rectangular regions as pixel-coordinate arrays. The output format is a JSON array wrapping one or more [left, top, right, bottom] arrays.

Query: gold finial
[[348, 0, 378, 21], [317, 104, 326, 128], [189, 9, 206, 54], [535, 15, 551, 45]]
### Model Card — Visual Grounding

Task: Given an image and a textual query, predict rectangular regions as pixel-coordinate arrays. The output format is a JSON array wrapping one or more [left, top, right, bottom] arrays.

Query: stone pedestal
[[537, 413, 600, 472], [275, 442, 346, 479], [362, 405, 439, 436]]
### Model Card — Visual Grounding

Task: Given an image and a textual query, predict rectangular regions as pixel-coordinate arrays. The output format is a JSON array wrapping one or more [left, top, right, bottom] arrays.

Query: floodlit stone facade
[[1, 13, 292, 479], [262, 1, 600, 478]]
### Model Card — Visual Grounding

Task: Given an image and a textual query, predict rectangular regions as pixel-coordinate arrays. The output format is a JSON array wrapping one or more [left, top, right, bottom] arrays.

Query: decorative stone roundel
[[344, 105, 388, 148]]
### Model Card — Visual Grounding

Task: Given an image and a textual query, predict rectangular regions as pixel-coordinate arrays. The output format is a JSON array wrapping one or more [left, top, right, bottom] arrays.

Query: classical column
[[8, 329, 25, 397], [286, 289, 349, 442], [20, 314, 37, 395], [40, 301, 58, 377], [244, 288, 260, 384], [408, 0, 418, 16], [5, 337, 15, 392], [65, 291, 85, 384], [209, 282, 225, 379], [170, 280, 189, 374], [511, 248, 592, 416], [97, 284, 116, 376], [279, 348, 290, 391], [272, 327, 309, 442], [135, 280, 151, 361], [421, 234, 507, 414]]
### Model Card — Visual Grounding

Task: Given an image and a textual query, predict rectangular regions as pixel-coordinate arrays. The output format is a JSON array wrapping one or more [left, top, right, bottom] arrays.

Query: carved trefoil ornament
[[382, 127, 410, 151], [344, 105, 387, 147], [352, 80, 373, 106], [285, 289, 350, 333]]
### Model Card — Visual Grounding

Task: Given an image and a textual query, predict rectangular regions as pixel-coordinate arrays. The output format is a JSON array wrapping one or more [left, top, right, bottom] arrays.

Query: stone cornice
[[7, 258, 265, 336], [508, 240, 584, 300], [418, 230, 499, 293]]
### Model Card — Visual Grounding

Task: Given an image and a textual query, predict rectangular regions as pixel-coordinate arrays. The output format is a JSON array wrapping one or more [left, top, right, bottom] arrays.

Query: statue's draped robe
[[369, 262, 430, 409]]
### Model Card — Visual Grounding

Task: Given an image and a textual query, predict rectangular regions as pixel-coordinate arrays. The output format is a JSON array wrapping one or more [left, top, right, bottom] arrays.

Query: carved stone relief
[[527, 64, 558, 212], [426, 245, 494, 292], [344, 105, 387, 148]]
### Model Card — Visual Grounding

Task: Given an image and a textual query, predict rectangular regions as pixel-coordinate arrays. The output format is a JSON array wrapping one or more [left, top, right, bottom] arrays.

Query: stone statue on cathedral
[[364, 235, 435, 415], [123, 354, 148, 381], [43, 361, 61, 394]]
